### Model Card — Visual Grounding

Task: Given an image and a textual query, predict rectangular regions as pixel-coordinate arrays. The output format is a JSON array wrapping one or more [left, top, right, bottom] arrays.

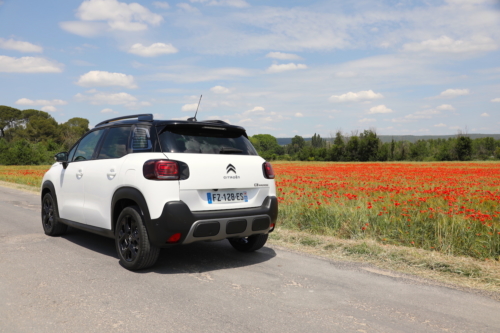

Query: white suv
[[41, 114, 278, 270]]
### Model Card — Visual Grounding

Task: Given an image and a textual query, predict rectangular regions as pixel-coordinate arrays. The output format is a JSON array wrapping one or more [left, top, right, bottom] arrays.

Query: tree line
[[250, 130, 499, 162], [0, 105, 88, 165], [1, 104, 498, 165]]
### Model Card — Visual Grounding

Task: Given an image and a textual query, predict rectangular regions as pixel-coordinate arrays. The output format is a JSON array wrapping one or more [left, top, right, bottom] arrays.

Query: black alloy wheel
[[117, 215, 140, 262], [115, 206, 160, 270], [41, 193, 67, 236]]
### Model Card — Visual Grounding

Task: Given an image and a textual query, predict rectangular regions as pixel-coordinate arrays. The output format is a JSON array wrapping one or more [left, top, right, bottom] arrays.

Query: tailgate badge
[[226, 164, 236, 174]]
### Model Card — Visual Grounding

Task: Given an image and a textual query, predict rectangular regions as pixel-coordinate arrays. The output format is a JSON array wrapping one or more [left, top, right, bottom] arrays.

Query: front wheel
[[41, 193, 67, 236], [228, 233, 268, 252], [115, 206, 159, 270]]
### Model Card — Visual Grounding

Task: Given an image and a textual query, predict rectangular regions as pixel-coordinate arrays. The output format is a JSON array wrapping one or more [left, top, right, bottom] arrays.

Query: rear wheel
[[228, 233, 268, 252], [41, 193, 68, 236], [115, 206, 159, 270]]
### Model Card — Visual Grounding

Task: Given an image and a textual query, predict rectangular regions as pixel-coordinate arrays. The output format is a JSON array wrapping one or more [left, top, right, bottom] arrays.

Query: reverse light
[[167, 233, 182, 243], [143, 160, 179, 180], [263, 162, 275, 179]]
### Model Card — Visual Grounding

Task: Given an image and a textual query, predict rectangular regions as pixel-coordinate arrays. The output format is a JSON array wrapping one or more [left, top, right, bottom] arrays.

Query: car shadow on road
[[61, 227, 277, 274]]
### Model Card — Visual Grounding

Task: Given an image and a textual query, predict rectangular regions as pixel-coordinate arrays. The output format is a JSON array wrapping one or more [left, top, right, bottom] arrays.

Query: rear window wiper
[[220, 147, 243, 154]]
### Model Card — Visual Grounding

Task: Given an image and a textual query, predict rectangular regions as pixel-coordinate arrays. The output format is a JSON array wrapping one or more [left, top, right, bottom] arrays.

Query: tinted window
[[68, 144, 77, 162], [98, 127, 130, 159], [158, 126, 257, 155], [72, 129, 106, 161]]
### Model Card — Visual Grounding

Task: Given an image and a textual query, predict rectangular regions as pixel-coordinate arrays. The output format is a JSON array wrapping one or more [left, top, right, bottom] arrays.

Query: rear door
[[82, 126, 131, 229]]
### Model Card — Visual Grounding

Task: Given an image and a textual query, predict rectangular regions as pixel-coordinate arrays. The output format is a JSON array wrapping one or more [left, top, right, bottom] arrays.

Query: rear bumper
[[146, 196, 278, 247]]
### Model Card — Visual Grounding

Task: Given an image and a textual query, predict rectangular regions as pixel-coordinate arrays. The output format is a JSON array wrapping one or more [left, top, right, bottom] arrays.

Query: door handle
[[76, 169, 83, 179], [107, 168, 116, 179]]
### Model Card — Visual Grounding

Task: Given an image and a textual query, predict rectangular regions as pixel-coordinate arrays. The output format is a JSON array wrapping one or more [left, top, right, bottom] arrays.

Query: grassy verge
[[0, 165, 50, 188], [268, 228, 500, 298]]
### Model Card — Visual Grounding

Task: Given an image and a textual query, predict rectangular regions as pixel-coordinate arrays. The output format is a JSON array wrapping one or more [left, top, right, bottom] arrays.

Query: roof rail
[[95, 114, 153, 127]]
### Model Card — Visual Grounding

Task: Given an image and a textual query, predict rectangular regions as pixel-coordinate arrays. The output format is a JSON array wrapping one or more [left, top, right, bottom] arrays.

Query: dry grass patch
[[268, 228, 500, 298]]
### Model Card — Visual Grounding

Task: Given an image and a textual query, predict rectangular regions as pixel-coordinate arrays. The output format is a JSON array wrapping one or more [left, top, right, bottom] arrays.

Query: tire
[[228, 233, 268, 252], [115, 206, 159, 271], [41, 193, 68, 236]]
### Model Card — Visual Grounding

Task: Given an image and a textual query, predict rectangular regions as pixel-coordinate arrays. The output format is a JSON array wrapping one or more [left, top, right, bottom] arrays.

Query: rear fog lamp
[[167, 233, 182, 243]]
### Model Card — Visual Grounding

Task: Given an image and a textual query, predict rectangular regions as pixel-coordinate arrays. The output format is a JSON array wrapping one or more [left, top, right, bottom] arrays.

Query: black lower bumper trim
[[146, 196, 278, 247]]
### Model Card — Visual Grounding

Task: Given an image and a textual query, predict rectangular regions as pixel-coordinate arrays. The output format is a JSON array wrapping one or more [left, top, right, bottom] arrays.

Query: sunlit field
[[273, 162, 500, 260], [0, 165, 49, 188], [1, 162, 499, 260]]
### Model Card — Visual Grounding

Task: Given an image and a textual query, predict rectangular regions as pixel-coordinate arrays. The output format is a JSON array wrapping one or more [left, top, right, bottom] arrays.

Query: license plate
[[207, 191, 248, 204]]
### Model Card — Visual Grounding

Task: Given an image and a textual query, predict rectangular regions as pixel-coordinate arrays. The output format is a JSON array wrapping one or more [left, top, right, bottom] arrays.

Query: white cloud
[[75, 91, 146, 109], [0, 38, 43, 53], [329, 90, 383, 103], [15, 98, 67, 106], [437, 88, 470, 98], [265, 52, 303, 60], [266, 63, 307, 73], [359, 118, 376, 123], [181, 103, 199, 112], [492, 98, 500, 103], [62, 0, 163, 35], [59, 21, 107, 37], [190, 0, 249, 7], [0, 55, 63, 73], [244, 106, 266, 115], [41, 106, 57, 112], [295, 112, 303, 117], [177, 3, 199, 12], [239, 118, 253, 124], [76, 70, 137, 88], [436, 104, 456, 111], [403, 35, 497, 54], [210, 85, 230, 94], [128, 43, 178, 57], [481, 113, 490, 117], [101, 108, 116, 113], [152, 1, 170, 9], [434, 123, 447, 127], [368, 105, 393, 114]]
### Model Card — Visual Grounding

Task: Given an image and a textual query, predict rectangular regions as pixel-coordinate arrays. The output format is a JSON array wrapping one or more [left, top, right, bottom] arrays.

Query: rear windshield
[[158, 125, 258, 155]]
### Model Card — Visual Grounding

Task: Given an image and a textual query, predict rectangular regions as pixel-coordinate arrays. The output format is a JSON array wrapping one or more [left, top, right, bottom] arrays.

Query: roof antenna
[[187, 95, 202, 122]]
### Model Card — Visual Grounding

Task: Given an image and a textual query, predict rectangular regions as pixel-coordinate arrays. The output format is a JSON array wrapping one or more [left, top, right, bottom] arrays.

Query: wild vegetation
[[0, 105, 88, 165]]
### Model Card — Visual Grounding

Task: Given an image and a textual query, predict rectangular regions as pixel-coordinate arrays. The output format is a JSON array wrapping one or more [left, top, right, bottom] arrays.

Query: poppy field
[[0, 165, 48, 188], [1, 162, 500, 260], [273, 162, 500, 260]]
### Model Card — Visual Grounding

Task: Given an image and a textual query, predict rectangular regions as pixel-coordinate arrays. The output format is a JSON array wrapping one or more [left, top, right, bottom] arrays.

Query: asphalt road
[[1, 185, 499, 333]]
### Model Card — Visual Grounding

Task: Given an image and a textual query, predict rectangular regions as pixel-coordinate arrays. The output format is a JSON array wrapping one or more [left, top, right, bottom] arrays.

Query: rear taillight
[[143, 160, 179, 180], [263, 162, 275, 179]]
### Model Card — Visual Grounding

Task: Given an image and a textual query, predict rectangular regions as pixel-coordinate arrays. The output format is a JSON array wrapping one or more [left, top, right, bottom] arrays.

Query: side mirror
[[54, 152, 68, 162]]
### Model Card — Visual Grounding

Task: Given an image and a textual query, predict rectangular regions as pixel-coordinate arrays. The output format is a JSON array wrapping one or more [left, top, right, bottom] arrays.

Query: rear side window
[[158, 126, 257, 155], [73, 129, 106, 161], [98, 126, 130, 159]]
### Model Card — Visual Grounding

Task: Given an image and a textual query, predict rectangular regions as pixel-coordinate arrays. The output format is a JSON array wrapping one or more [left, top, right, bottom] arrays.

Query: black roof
[[94, 113, 245, 131]]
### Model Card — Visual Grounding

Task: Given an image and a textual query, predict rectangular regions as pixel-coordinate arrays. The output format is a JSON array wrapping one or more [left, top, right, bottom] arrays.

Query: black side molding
[[59, 218, 114, 238]]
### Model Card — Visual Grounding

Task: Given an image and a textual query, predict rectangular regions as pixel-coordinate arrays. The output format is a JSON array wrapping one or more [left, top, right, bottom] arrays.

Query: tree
[[60, 117, 89, 149], [345, 135, 359, 161], [0, 105, 21, 138], [250, 134, 283, 159], [311, 133, 325, 148], [358, 129, 379, 161], [456, 136, 472, 161]]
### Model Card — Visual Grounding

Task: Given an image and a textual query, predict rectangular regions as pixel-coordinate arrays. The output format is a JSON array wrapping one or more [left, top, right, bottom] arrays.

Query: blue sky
[[0, 0, 499, 137]]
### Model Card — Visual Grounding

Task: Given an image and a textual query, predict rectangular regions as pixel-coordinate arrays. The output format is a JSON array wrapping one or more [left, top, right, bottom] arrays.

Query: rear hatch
[[157, 122, 274, 212]]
